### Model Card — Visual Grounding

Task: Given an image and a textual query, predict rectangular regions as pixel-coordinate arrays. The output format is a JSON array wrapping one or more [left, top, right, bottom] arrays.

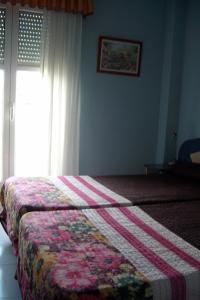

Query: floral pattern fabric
[[0, 176, 130, 253], [0, 177, 75, 252], [2, 172, 200, 255], [18, 210, 152, 300]]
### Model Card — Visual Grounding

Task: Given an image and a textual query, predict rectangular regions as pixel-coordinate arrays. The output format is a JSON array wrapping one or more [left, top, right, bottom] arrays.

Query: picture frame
[[97, 36, 142, 76]]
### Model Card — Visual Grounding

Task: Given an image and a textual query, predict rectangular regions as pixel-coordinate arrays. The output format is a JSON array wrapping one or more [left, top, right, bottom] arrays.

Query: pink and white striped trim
[[49, 176, 131, 208], [83, 207, 200, 300]]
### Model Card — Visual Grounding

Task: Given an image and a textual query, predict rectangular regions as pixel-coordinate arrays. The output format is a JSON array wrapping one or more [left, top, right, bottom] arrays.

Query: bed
[[0, 175, 131, 253], [17, 205, 200, 300], [1, 139, 200, 253], [1, 171, 200, 254]]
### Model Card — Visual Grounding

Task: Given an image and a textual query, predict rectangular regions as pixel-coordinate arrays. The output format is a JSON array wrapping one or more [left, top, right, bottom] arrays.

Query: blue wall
[[79, 0, 166, 175], [177, 0, 200, 150]]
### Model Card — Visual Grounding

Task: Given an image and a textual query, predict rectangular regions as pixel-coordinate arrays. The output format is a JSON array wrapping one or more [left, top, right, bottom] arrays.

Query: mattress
[[17, 205, 200, 300], [1, 173, 200, 253]]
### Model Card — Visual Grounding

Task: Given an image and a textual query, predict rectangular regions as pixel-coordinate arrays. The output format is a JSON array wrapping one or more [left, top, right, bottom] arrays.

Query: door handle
[[10, 105, 15, 122]]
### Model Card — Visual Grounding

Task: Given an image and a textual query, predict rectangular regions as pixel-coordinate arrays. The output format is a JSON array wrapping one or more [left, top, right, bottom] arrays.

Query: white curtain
[[43, 11, 82, 176]]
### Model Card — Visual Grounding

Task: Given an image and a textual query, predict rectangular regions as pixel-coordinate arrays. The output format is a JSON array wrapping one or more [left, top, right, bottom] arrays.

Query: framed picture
[[97, 36, 142, 76]]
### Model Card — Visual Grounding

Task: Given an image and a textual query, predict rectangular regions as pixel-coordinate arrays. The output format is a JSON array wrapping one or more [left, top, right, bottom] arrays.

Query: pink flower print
[[78, 243, 106, 259], [89, 244, 122, 271], [58, 252, 86, 265], [34, 229, 71, 243], [92, 244, 113, 255], [95, 254, 121, 271], [50, 229, 71, 242], [92, 244, 119, 258], [51, 263, 97, 289], [74, 242, 92, 253]]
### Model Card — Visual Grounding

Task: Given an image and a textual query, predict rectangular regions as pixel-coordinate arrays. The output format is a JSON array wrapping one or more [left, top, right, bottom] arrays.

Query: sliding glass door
[[0, 4, 50, 179]]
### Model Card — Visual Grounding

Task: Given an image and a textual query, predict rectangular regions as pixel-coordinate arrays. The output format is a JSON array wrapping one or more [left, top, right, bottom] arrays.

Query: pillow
[[190, 151, 200, 164], [170, 162, 200, 181]]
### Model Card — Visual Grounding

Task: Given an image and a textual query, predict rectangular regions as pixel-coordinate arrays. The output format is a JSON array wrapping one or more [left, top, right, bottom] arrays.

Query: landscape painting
[[97, 36, 142, 76]]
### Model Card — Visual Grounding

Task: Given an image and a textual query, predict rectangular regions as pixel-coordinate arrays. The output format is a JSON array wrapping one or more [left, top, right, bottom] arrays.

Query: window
[[0, 4, 51, 178]]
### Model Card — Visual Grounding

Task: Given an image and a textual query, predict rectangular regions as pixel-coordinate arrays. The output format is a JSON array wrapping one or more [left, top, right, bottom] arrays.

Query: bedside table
[[144, 164, 170, 175]]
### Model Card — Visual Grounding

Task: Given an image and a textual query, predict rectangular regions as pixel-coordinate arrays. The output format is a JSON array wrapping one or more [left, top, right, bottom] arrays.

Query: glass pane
[[18, 10, 44, 66], [0, 70, 4, 180], [14, 70, 50, 176], [0, 8, 5, 65]]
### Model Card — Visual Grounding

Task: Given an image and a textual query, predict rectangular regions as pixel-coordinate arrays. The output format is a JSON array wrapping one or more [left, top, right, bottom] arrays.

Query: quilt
[[0, 176, 130, 253], [17, 207, 200, 300]]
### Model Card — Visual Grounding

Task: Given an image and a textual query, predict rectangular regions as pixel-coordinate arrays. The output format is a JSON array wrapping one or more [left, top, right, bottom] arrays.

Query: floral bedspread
[[18, 207, 200, 300], [18, 209, 152, 300], [0, 176, 130, 253]]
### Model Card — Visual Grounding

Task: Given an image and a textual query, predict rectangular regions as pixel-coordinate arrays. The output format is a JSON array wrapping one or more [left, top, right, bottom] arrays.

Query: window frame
[[0, 3, 46, 177]]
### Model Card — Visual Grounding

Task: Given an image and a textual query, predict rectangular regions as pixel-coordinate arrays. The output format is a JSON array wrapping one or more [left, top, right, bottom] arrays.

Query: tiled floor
[[0, 224, 22, 300]]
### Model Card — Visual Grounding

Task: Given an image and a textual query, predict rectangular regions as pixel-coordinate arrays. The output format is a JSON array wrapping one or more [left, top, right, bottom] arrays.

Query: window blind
[[17, 10, 43, 66]]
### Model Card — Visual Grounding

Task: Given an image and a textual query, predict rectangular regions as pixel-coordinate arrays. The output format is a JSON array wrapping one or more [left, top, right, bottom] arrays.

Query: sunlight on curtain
[[14, 12, 82, 177], [43, 12, 82, 176]]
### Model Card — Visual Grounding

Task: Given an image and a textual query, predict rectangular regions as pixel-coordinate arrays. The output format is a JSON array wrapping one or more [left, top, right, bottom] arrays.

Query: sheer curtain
[[43, 11, 82, 176]]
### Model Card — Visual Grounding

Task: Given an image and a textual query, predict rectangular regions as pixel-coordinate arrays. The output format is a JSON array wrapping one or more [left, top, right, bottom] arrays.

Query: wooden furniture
[[144, 163, 170, 175]]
